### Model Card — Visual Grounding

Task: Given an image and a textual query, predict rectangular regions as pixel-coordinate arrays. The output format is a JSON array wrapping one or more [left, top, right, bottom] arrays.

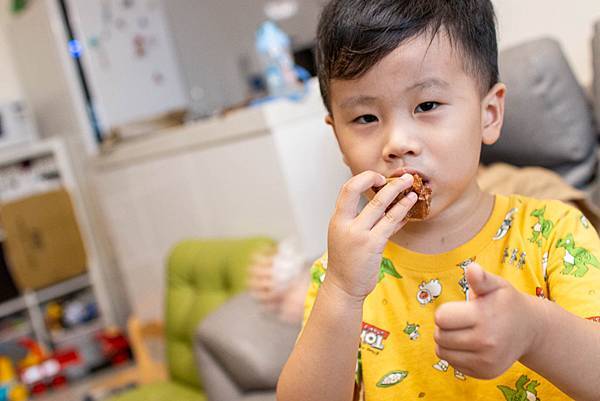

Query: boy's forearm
[[277, 279, 364, 401], [520, 298, 600, 401]]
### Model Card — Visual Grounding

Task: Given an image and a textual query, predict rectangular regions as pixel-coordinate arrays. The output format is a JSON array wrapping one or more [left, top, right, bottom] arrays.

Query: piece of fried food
[[373, 174, 432, 220]]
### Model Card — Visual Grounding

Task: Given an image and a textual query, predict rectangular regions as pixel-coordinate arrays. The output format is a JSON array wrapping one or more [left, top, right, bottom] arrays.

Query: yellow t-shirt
[[303, 194, 600, 401]]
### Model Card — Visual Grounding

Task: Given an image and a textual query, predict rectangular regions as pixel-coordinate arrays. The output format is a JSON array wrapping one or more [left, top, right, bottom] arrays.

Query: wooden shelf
[[36, 273, 91, 304], [0, 138, 115, 352], [0, 296, 26, 319], [50, 319, 103, 345]]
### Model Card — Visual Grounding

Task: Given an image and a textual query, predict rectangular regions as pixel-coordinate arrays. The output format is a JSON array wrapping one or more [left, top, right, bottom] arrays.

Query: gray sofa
[[194, 293, 299, 401], [193, 23, 600, 401]]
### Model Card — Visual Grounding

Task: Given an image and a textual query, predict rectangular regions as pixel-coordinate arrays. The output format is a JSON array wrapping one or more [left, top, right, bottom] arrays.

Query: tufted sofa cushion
[[165, 237, 275, 390]]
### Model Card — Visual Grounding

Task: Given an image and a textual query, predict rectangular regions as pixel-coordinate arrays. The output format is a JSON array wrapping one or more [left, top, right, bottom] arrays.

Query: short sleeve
[[302, 253, 328, 328], [545, 204, 600, 321]]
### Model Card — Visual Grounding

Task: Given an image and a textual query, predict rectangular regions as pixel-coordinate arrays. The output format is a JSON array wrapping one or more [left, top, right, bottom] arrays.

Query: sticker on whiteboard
[[152, 72, 164, 85], [133, 35, 146, 57]]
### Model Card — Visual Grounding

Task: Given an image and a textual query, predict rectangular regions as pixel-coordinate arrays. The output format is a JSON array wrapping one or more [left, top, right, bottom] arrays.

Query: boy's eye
[[415, 102, 440, 113], [353, 114, 379, 124]]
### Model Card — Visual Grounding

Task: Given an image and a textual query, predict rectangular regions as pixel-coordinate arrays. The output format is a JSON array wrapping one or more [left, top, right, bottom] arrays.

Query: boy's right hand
[[325, 171, 418, 302]]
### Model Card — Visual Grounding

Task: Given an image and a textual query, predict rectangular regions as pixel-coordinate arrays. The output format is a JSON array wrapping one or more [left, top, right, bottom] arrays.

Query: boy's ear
[[481, 82, 506, 145], [325, 114, 351, 167], [325, 114, 334, 127]]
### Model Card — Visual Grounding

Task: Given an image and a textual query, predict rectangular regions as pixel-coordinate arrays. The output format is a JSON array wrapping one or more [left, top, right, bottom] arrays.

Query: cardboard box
[[0, 189, 87, 290]]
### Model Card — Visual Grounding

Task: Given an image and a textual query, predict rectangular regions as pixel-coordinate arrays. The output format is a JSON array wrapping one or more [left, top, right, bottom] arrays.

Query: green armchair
[[108, 237, 275, 401]]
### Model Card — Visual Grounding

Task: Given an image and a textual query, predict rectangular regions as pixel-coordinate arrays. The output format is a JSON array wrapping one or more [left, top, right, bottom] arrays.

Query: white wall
[[2, 0, 600, 106], [3, 1, 600, 107], [162, 0, 324, 113], [0, 1, 22, 102], [493, 0, 600, 87], [162, 0, 600, 110]]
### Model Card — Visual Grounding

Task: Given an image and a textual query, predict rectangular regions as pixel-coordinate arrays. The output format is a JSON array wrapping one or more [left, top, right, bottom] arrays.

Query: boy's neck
[[390, 181, 495, 254]]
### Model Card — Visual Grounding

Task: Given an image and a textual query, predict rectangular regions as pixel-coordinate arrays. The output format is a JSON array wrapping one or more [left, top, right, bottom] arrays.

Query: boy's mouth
[[373, 170, 432, 220], [389, 168, 430, 184]]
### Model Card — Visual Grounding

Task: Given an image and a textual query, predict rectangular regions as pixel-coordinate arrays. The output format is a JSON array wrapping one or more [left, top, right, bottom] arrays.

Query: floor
[[31, 363, 139, 401]]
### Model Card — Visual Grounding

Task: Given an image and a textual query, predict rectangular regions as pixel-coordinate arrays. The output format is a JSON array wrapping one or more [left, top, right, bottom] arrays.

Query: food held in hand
[[373, 173, 432, 220]]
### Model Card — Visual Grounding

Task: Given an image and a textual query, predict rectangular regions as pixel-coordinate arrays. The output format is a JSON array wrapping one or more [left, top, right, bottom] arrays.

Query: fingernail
[[402, 173, 413, 182], [407, 192, 417, 201]]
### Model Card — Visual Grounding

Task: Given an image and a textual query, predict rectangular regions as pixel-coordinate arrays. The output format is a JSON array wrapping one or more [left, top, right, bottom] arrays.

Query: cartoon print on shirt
[[457, 258, 475, 295], [310, 255, 328, 288], [432, 359, 449, 372], [542, 252, 549, 281], [497, 375, 541, 401], [529, 206, 554, 247], [361, 322, 390, 352], [378, 257, 402, 282], [433, 359, 466, 380], [509, 249, 519, 265], [580, 214, 590, 229], [376, 370, 408, 388], [417, 279, 442, 305], [403, 322, 420, 340], [535, 287, 545, 299], [502, 247, 510, 264], [311, 263, 326, 288], [493, 208, 518, 240], [517, 251, 527, 270], [556, 233, 600, 277]]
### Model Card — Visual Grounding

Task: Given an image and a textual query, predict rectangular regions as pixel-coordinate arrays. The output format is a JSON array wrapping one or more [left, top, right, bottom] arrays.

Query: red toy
[[97, 329, 131, 366], [17, 339, 81, 395]]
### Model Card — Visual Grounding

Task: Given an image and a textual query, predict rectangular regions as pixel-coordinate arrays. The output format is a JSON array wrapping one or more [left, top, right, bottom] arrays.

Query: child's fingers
[[370, 191, 417, 239], [434, 345, 478, 374], [434, 327, 477, 351], [435, 345, 501, 380], [248, 275, 274, 292], [249, 263, 275, 280], [334, 171, 386, 221], [466, 262, 507, 298], [355, 173, 414, 230], [434, 301, 478, 330], [250, 287, 282, 304]]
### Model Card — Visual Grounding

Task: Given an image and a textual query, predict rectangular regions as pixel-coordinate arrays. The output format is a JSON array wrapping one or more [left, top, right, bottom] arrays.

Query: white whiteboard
[[65, 0, 188, 133]]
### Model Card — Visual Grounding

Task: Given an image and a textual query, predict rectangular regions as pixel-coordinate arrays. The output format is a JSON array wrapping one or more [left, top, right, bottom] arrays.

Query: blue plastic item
[[255, 21, 304, 100]]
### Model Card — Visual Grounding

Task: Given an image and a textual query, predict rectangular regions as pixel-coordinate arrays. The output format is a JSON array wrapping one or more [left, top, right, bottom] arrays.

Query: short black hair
[[316, 0, 499, 113]]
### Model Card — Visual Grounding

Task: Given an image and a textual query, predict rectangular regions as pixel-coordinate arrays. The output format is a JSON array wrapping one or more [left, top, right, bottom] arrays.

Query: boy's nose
[[382, 127, 421, 161]]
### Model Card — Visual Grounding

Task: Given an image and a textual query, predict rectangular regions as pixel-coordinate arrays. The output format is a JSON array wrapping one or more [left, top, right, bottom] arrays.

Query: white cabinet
[[93, 80, 350, 321]]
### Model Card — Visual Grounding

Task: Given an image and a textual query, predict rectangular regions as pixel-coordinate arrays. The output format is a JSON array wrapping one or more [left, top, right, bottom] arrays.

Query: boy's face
[[326, 33, 505, 220]]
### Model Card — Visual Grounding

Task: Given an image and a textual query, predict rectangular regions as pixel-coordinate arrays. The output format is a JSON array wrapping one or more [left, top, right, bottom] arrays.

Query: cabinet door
[[95, 134, 297, 320], [272, 117, 350, 261]]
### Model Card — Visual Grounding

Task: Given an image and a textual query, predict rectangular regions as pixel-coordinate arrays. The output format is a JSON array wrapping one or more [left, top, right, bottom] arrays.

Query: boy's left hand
[[433, 262, 543, 379]]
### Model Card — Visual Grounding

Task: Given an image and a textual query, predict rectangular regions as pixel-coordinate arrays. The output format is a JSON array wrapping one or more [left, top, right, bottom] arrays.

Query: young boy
[[277, 1, 600, 400]]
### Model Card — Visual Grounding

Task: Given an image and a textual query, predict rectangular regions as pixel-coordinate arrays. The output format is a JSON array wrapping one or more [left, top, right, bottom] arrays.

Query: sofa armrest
[[194, 293, 300, 392]]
